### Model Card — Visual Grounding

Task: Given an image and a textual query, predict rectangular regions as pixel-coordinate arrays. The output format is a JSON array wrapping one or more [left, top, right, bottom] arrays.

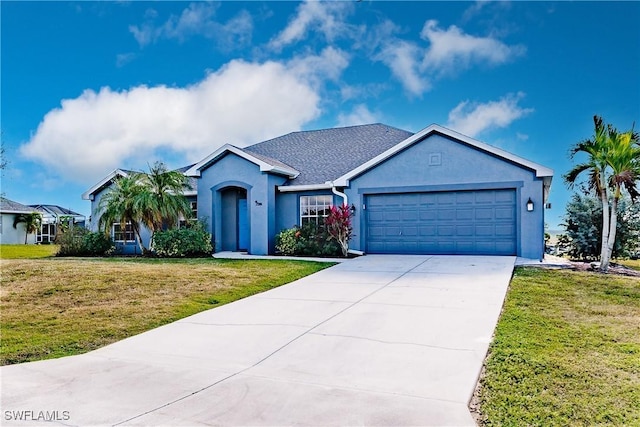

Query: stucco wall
[[1, 214, 37, 244], [344, 133, 546, 259], [197, 153, 287, 255]]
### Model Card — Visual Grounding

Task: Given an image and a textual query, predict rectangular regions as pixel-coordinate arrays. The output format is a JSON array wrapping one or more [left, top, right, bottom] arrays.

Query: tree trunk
[[132, 223, 147, 254], [602, 193, 620, 272], [599, 171, 611, 270], [24, 230, 28, 245]]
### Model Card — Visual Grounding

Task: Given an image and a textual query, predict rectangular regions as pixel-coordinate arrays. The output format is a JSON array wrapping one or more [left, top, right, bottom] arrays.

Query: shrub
[[152, 221, 212, 257], [275, 227, 299, 255], [57, 228, 115, 257], [275, 222, 341, 257], [562, 193, 640, 260], [83, 231, 116, 256], [324, 204, 353, 257]]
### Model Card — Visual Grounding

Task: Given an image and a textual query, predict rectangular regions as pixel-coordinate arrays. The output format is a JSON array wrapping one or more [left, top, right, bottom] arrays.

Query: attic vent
[[429, 153, 442, 166]]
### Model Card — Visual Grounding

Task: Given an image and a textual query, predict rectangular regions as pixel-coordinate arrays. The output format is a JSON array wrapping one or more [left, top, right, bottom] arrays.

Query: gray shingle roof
[[244, 123, 413, 186], [0, 197, 39, 213]]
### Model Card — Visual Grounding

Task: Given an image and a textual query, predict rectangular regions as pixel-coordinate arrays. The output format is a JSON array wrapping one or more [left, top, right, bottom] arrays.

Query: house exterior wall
[[344, 133, 546, 259], [197, 153, 287, 255], [1, 213, 37, 244], [89, 187, 151, 255], [275, 190, 339, 234]]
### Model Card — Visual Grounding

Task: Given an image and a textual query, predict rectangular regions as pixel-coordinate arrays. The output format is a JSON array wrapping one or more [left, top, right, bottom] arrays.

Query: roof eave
[[82, 169, 129, 200], [277, 183, 334, 192], [334, 124, 554, 187], [185, 144, 299, 179]]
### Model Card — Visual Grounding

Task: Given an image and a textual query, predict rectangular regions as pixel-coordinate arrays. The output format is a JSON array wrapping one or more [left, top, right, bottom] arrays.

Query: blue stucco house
[[84, 123, 553, 259]]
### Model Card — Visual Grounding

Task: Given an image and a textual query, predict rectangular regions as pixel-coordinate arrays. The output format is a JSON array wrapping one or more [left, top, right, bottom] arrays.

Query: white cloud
[[420, 20, 525, 75], [20, 57, 349, 185], [288, 46, 350, 86], [370, 19, 524, 97], [129, 3, 252, 50], [446, 92, 533, 137], [375, 40, 430, 97], [269, 0, 355, 50], [115, 52, 136, 68], [337, 104, 379, 127]]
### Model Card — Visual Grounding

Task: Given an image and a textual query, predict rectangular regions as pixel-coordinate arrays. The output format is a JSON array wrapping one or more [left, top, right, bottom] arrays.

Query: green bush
[[57, 228, 115, 257], [275, 222, 341, 257], [83, 231, 116, 256], [152, 221, 212, 258]]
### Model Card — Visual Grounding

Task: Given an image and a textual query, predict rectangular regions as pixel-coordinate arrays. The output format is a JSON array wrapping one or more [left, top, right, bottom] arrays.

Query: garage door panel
[[495, 207, 515, 220], [475, 208, 494, 220], [456, 208, 474, 220], [419, 226, 437, 236], [366, 189, 517, 255], [438, 209, 456, 220], [456, 225, 474, 236]]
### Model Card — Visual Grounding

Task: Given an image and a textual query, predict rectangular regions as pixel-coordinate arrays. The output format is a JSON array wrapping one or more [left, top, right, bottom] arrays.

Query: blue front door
[[238, 198, 249, 251]]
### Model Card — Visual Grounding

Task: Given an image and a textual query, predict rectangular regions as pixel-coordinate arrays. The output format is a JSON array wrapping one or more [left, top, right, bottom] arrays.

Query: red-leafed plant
[[324, 204, 353, 257]]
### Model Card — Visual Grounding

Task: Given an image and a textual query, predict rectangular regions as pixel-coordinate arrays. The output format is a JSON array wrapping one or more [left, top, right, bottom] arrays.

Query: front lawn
[[0, 257, 332, 365], [478, 268, 640, 425], [618, 258, 640, 271], [0, 244, 59, 259]]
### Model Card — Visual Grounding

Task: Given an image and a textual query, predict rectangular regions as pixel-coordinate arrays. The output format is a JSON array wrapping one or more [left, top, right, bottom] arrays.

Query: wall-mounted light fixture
[[350, 203, 356, 215], [526, 198, 534, 212], [254, 200, 262, 206]]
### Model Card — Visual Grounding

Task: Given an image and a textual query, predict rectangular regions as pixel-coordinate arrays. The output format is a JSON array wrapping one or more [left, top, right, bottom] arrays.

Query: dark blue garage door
[[365, 189, 517, 255]]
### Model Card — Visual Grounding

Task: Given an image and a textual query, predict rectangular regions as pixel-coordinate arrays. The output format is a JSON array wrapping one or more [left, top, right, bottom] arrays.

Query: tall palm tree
[[13, 212, 43, 244], [565, 115, 640, 271], [97, 173, 147, 252], [137, 162, 192, 250], [602, 124, 640, 268]]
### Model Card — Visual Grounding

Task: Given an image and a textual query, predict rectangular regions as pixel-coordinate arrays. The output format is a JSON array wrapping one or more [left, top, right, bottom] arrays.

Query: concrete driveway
[[1, 255, 515, 426]]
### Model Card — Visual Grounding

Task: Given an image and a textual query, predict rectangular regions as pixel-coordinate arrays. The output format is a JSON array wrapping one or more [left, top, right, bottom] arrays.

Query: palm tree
[[97, 162, 192, 254], [602, 124, 640, 268], [564, 115, 640, 271], [13, 212, 43, 244], [137, 162, 192, 251], [97, 173, 147, 252]]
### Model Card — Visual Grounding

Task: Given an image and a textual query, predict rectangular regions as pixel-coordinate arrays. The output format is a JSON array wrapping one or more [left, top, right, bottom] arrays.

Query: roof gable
[[333, 124, 554, 187], [82, 169, 130, 200], [185, 144, 299, 178]]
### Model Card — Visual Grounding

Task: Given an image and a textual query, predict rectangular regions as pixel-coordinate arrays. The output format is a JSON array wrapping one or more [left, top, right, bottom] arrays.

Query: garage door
[[365, 189, 516, 255]]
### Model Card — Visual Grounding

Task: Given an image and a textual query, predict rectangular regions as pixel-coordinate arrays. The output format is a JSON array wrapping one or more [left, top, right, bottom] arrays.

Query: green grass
[[617, 258, 640, 271], [0, 244, 59, 259], [478, 268, 640, 425], [0, 257, 333, 365]]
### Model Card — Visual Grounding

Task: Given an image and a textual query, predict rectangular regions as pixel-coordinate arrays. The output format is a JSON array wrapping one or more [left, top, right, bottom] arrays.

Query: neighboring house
[[28, 204, 86, 244], [0, 197, 86, 245], [0, 197, 41, 244], [82, 168, 198, 254], [85, 123, 553, 259]]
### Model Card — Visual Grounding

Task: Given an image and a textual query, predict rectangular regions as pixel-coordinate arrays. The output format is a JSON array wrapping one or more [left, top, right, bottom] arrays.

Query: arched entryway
[[220, 187, 249, 251]]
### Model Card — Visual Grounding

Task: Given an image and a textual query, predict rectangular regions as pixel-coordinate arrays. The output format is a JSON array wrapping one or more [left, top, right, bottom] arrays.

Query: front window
[[190, 201, 198, 219], [300, 195, 332, 226], [113, 222, 135, 242]]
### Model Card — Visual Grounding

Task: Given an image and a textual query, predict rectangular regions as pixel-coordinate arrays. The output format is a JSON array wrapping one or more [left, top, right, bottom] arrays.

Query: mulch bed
[[551, 260, 640, 277]]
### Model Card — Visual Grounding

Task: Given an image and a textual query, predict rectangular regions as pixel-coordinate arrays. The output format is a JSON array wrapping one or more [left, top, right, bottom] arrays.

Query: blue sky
[[1, 1, 639, 230]]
